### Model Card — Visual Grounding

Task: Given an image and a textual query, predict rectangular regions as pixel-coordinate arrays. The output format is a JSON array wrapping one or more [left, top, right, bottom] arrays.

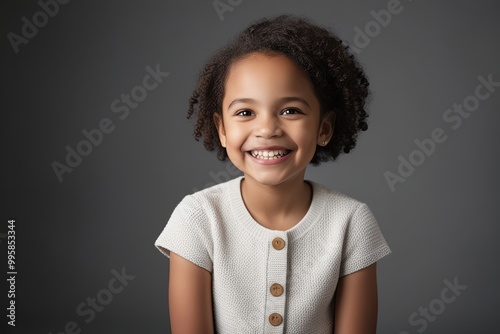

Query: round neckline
[[228, 176, 326, 241]]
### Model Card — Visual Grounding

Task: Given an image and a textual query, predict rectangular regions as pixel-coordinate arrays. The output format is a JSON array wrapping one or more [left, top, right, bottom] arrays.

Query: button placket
[[265, 233, 288, 332]]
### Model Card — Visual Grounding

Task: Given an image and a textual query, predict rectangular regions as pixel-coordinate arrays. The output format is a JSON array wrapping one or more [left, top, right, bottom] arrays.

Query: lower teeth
[[252, 153, 287, 159]]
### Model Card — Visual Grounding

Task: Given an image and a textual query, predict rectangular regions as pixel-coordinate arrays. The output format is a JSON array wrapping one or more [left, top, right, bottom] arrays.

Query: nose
[[254, 113, 283, 138]]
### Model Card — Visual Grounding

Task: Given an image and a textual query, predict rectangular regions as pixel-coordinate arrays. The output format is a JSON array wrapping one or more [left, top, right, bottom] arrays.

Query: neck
[[241, 175, 312, 230]]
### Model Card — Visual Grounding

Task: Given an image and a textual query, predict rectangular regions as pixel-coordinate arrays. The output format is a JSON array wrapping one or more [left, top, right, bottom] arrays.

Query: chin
[[244, 169, 302, 187]]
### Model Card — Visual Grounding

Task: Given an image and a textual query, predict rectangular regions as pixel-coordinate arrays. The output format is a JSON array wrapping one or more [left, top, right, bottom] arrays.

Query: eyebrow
[[227, 96, 311, 110]]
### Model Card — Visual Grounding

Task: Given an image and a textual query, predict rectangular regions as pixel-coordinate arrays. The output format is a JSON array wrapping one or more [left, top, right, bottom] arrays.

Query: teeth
[[250, 150, 289, 159]]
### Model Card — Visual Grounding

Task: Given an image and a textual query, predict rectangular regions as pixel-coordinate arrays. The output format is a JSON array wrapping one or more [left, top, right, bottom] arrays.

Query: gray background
[[2, 0, 499, 333]]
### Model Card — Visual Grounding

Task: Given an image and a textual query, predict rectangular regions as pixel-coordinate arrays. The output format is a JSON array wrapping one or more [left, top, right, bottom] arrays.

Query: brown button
[[269, 313, 283, 326], [272, 237, 285, 250], [270, 283, 284, 297]]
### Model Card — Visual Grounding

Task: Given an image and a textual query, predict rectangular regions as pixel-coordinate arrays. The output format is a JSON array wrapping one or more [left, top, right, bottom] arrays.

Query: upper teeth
[[251, 150, 288, 159]]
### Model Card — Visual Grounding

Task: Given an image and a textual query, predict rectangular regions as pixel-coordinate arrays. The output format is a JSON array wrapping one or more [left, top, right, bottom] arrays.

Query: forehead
[[223, 52, 318, 105], [229, 51, 300, 72]]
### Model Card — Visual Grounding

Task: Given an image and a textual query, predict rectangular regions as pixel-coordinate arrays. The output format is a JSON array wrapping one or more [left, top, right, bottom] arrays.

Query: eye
[[281, 108, 303, 115], [236, 109, 253, 116]]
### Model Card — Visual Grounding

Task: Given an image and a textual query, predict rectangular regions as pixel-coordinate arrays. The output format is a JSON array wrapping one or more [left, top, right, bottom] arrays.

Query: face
[[215, 52, 333, 187]]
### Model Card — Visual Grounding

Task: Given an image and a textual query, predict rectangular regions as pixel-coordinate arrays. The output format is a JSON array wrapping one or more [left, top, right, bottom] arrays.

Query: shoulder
[[308, 183, 392, 276], [306, 181, 385, 247], [155, 178, 242, 270], [172, 176, 241, 222], [190, 176, 236, 201], [187, 176, 240, 209], [309, 180, 367, 217]]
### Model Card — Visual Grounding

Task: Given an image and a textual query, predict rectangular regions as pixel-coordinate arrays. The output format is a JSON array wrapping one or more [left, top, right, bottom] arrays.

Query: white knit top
[[155, 176, 391, 333]]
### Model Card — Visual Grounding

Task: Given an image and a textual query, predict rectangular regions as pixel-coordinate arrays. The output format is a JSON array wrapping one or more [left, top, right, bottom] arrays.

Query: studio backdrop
[[2, 0, 499, 333]]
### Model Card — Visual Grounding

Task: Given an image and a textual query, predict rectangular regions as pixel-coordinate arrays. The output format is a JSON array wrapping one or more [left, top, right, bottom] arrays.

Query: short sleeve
[[154, 195, 213, 272], [340, 203, 391, 277]]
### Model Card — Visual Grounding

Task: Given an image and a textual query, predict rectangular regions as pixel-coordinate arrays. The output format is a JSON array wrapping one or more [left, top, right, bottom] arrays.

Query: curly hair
[[187, 14, 370, 164]]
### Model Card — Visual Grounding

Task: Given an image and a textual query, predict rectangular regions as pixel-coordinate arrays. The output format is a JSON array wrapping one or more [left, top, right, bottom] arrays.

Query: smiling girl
[[155, 15, 391, 334]]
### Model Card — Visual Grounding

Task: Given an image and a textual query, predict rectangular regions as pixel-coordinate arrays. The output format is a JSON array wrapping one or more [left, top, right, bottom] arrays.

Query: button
[[272, 237, 285, 250], [269, 313, 283, 326], [270, 283, 284, 297]]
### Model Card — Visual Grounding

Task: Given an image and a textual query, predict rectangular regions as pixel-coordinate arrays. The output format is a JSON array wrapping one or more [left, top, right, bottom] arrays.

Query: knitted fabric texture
[[155, 176, 391, 333]]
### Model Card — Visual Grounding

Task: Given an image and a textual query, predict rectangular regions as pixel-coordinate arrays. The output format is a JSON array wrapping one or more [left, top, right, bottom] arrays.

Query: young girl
[[155, 14, 391, 334]]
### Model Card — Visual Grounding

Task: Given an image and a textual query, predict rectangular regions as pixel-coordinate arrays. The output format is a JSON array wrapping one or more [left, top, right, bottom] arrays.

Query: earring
[[322, 141, 327, 146]]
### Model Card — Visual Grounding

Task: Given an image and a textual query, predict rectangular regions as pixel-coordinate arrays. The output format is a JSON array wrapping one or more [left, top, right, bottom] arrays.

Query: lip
[[248, 145, 291, 151]]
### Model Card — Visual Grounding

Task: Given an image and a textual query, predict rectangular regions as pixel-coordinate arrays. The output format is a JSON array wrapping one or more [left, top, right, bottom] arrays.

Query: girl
[[155, 14, 391, 334]]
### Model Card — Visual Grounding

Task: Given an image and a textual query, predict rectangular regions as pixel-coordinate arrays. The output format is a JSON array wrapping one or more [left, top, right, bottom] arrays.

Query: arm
[[168, 251, 214, 334], [334, 263, 378, 334]]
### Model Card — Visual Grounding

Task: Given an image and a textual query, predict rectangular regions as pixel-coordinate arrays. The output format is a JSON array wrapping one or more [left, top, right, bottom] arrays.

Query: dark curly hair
[[187, 14, 370, 164]]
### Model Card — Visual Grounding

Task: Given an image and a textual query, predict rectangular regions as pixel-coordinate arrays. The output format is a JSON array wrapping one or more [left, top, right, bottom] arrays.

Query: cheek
[[295, 123, 319, 147], [224, 126, 246, 148]]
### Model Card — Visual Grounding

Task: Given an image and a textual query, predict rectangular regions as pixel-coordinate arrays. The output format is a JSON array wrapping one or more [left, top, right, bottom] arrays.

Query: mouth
[[248, 149, 292, 160]]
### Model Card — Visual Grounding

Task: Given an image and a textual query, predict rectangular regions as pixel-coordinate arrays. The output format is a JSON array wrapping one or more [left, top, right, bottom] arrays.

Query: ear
[[317, 112, 335, 146], [213, 112, 227, 148]]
